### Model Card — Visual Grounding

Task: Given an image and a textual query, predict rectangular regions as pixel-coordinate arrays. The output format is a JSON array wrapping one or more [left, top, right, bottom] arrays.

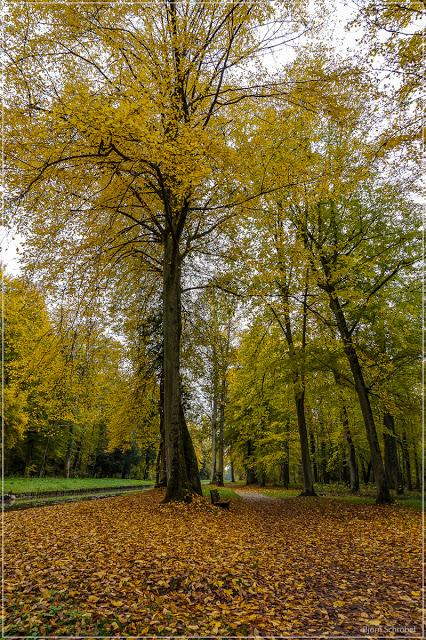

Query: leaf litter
[[4, 489, 421, 637]]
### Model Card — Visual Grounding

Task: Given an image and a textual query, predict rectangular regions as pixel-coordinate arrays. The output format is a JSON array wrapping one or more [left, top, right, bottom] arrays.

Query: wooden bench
[[210, 489, 230, 510]]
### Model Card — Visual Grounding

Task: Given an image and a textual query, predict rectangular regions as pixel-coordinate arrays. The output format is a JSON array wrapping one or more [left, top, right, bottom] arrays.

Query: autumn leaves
[[5, 489, 421, 636]]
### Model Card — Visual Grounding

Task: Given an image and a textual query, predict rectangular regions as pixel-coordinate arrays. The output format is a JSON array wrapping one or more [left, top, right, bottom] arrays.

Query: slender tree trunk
[[413, 445, 421, 492], [163, 234, 201, 502], [230, 455, 235, 483], [333, 372, 359, 493], [281, 420, 290, 488], [383, 412, 403, 494], [361, 458, 372, 484], [211, 365, 218, 483], [64, 425, 74, 479], [272, 244, 316, 496], [39, 437, 50, 478], [401, 431, 413, 491], [295, 389, 316, 495], [341, 405, 359, 493], [326, 290, 391, 503], [216, 377, 225, 486], [245, 440, 257, 485], [72, 440, 81, 476], [310, 428, 318, 482]]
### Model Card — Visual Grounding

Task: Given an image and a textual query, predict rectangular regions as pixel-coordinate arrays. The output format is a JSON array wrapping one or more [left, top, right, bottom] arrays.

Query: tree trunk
[[163, 234, 201, 502], [281, 420, 290, 488], [215, 377, 225, 486], [413, 445, 421, 492], [155, 371, 167, 487], [361, 458, 372, 484], [211, 367, 218, 483], [326, 290, 391, 503], [310, 428, 318, 482], [64, 425, 74, 479], [39, 437, 50, 478], [333, 372, 359, 493], [245, 440, 257, 485], [341, 405, 359, 493], [383, 412, 403, 494], [230, 455, 235, 483], [401, 431, 413, 491], [295, 390, 316, 495]]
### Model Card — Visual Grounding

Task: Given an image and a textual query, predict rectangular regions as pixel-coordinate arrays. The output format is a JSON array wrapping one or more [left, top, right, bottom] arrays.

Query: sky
[[0, 0, 360, 278]]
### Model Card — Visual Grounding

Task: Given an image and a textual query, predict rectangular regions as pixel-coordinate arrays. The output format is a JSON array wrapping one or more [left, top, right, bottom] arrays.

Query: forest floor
[[5, 487, 422, 637]]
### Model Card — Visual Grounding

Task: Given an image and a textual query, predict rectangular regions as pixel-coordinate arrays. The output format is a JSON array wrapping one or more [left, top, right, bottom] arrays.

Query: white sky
[[0, 0, 359, 278]]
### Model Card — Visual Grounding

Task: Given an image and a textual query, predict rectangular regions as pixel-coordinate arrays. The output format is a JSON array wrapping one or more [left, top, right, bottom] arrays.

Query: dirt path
[[235, 489, 277, 501]]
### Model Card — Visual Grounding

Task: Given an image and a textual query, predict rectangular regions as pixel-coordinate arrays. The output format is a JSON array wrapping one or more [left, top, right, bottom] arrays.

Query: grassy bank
[[4, 477, 153, 495], [256, 486, 422, 510]]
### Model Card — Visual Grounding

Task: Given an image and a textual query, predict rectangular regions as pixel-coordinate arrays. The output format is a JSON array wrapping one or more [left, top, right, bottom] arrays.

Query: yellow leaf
[[111, 600, 124, 607], [333, 600, 345, 607]]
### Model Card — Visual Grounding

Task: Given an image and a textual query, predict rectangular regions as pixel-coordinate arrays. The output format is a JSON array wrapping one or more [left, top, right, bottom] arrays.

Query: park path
[[235, 489, 278, 502]]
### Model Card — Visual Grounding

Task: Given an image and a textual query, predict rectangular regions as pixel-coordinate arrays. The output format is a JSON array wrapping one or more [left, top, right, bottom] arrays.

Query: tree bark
[[64, 424, 74, 479], [39, 437, 50, 478], [383, 412, 403, 494], [361, 458, 372, 484], [245, 440, 257, 485], [155, 371, 167, 487], [230, 455, 235, 483], [413, 445, 421, 492], [281, 419, 290, 488], [211, 360, 218, 483], [341, 405, 359, 493], [163, 234, 201, 501], [310, 428, 318, 482], [326, 289, 392, 503], [215, 376, 225, 486], [333, 372, 359, 493], [401, 431, 413, 491]]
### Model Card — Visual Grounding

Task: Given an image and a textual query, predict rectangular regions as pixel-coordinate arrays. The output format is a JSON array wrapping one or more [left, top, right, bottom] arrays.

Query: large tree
[[6, 1, 309, 500]]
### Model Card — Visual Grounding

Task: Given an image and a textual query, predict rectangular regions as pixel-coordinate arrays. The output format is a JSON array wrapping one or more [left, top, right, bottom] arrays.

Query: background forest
[[3, 0, 422, 501]]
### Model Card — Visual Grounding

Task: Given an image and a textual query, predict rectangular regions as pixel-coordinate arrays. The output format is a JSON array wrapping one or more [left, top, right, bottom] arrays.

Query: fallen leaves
[[4, 489, 422, 636]]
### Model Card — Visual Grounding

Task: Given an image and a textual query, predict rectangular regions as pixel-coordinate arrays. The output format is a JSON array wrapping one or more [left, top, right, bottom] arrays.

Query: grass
[[239, 484, 422, 511], [4, 476, 153, 495]]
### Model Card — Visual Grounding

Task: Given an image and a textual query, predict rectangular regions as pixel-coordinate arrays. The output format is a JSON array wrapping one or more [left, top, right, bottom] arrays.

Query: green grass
[[4, 476, 153, 495], [259, 485, 422, 510], [202, 484, 241, 500]]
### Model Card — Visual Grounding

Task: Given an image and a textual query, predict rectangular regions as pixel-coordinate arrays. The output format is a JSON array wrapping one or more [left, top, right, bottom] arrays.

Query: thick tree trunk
[[163, 235, 201, 502], [326, 291, 391, 503], [230, 455, 235, 483], [383, 413, 403, 494], [155, 372, 167, 487]]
